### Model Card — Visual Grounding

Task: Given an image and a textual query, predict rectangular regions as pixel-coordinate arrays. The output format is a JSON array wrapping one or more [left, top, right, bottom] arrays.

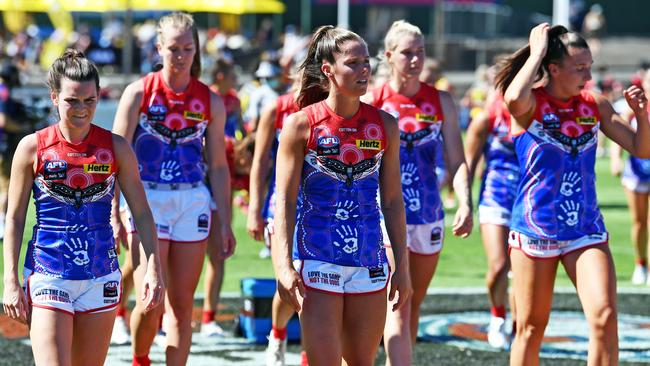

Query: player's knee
[[517, 318, 548, 342], [486, 259, 508, 283], [343, 354, 375, 366], [589, 304, 617, 336], [632, 220, 648, 233]]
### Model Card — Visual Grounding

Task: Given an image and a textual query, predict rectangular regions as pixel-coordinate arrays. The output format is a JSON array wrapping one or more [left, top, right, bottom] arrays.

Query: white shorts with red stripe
[[24, 269, 122, 315], [622, 177, 650, 194], [123, 185, 212, 243], [294, 259, 389, 295], [382, 219, 444, 256], [508, 231, 608, 259]]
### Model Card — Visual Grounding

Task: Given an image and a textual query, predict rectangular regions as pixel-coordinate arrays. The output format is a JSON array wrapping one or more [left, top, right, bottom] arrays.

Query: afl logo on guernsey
[[148, 104, 167, 122], [542, 113, 561, 129], [44, 160, 68, 180], [356, 139, 382, 150], [317, 136, 340, 156], [84, 164, 112, 174]]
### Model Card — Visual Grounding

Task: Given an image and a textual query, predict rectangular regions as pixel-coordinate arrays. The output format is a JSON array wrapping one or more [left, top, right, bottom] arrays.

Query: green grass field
[[0, 155, 640, 295]]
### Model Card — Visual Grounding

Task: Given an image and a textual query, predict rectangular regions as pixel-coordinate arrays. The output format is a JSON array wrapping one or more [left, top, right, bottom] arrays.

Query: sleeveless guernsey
[[511, 87, 605, 240], [623, 107, 650, 183], [211, 87, 241, 138], [293, 101, 387, 268], [479, 94, 519, 209], [133, 71, 211, 184], [371, 82, 445, 224], [262, 93, 299, 221], [26, 124, 119, 280]]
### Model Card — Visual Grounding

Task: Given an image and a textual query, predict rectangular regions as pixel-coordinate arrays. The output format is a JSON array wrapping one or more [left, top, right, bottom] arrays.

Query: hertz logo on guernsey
[[84, 164, 112, 174], [416, 113, 437, 123], [183, 111, 205, 121], [576, 116, 597, 125], [356, 139, 382, 150]]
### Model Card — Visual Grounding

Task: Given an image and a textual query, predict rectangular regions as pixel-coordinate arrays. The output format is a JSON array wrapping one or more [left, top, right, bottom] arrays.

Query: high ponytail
[[495, 25, 589, 94], [296, 25, 366, 109]]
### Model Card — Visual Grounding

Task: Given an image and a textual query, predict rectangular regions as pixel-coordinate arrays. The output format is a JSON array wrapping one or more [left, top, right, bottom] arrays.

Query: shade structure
[[0, 0, 184, 12], [187, 0, 285, 14], [0, 0, 285, 13]]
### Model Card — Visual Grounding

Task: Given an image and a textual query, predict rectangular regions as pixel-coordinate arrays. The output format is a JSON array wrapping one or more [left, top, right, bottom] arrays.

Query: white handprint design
[[560, 172, 582, 197], [335, 200, 360, 221], [401, 163, 420, 186], [558, 200, 581, 227], [63, 238, 90, 266], [334, 225, 359, 254], [160, 160, 181, 181], [404, 188, 421, 212]]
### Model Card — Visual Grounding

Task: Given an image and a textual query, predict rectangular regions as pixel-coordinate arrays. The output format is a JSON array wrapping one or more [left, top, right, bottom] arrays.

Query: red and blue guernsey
[[211, 87, 240, 138], [479, 95, 519, 209], [623, 109, 650, 183], [134, 71, 211, 184], [262, 92, 298, 222], [371, 82, 445, 224], [26, 124, 119, 280], [510, 87, 605, 240], [293, 101, 387, 268]]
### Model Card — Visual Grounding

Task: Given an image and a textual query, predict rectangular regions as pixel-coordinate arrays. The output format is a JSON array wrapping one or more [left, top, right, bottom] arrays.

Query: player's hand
[[452, 203, 473, 238], [529, 23, 550, 58], [220, 225, 237, 259], [246, 212, 266, 242], [110, 215, 126, 255], [388, 265, 412, 312], [624, 85, 648, 116], [276, 265, 305, 313], [141, 262, 164, 313], [3, 280, 29, 324]]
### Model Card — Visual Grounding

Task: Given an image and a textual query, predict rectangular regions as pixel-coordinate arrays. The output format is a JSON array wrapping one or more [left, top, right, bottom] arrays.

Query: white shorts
[[24, 269, 122, 316], [123, 185, 212, 243], [622, 177, 650, 194], [508, 231, 609, 259], [264, 219, 275, 248], [382, 220, 444, 256], [294, 259, 390, 295], [478, 205, 512, 226]]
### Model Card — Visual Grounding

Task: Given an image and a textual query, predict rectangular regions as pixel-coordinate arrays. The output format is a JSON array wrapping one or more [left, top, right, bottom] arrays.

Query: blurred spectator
[[242, 58, 282, 131], [569, 0, 587, 32], [0, 59, 49, 238], [254, 18, 274, 47], [420, 58, 454, 95], [135, 20, 158, 74], [279, 25, 308, 70], [582, 4, 606, 53], [460, 64, 490, 129], [210, 59, 244, 138]]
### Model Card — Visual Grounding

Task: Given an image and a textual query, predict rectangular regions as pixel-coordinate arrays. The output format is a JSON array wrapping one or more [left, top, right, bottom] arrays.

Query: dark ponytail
[[47, 49, 100, 93], [495, 25, 589, 95], [296, 25, 366, 109]]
